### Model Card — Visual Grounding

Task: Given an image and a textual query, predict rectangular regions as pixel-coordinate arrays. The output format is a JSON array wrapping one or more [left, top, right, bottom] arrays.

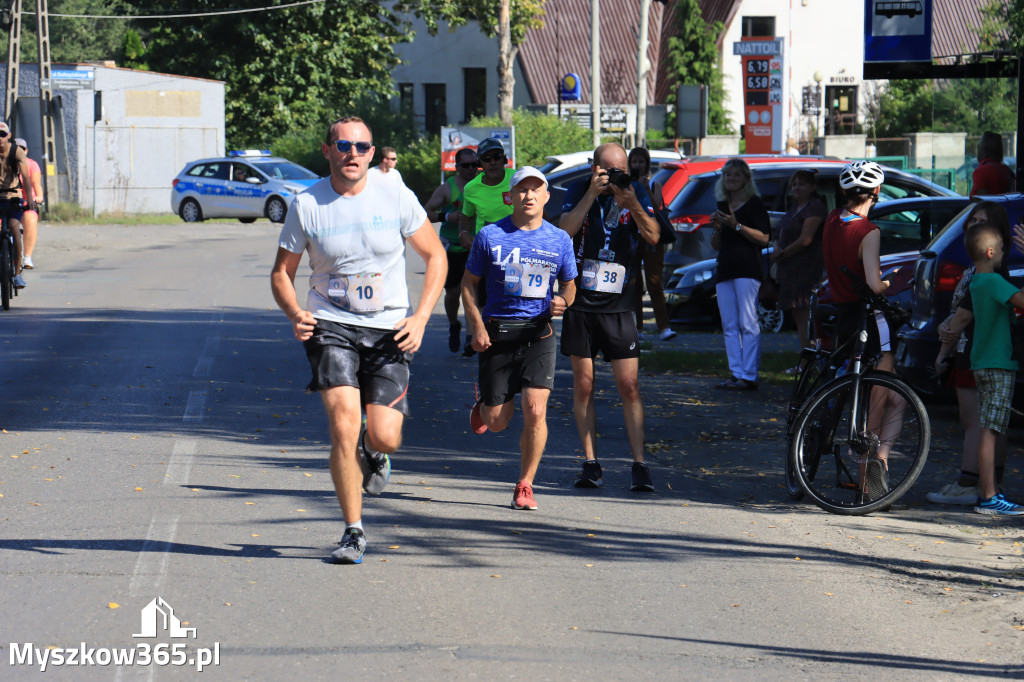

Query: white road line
[[128, 516, 179, 598], [182, 391, 208, 422], [164, 440, 196, 486], [193, 335, 220, 377]]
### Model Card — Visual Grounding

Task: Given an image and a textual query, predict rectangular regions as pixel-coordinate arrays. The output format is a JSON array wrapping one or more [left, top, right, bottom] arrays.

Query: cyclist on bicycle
[[821, 160, 906, 498], [0, 122, 32, 288]]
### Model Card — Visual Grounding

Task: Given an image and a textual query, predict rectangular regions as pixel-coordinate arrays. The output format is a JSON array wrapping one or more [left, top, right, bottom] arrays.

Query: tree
[[136, 0, 415, 147], [864, 79, 935, 138], [663, 0, 731, 136], [17, 0, 135, 63]]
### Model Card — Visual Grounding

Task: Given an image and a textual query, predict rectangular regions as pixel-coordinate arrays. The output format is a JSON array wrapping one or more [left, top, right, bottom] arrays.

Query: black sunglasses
[[459, 162, 479, 169], [0, 131, 9, 139], [480, 153, 505, 163], [334, 139, 371, 155]]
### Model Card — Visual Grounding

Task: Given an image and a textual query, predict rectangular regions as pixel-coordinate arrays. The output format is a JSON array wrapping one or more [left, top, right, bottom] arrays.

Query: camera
[[605, 168, 632, 189]]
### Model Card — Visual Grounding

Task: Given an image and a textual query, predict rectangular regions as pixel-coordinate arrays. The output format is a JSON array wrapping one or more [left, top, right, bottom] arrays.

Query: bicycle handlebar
[[839, 265, 911, 329]]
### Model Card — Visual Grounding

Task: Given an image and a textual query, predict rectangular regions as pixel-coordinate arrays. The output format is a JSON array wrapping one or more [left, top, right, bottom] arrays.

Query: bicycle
[[0, 197, 20, 311], [786, 272, 930, 515]]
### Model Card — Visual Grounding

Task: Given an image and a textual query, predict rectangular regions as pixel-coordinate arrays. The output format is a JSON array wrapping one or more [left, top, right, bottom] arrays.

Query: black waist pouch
[[484, 315, 553, 344]]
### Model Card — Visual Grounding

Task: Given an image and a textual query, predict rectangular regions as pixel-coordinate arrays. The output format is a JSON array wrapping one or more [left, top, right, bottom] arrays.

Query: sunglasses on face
[[480, 153, 505, 164], [334, 139, 371, 155], [0, 131, 9, 139], [459, 162, 479, 169]]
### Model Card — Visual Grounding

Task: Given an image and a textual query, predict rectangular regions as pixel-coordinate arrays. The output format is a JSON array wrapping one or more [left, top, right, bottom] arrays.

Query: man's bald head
[[594, 143, 627, 171]]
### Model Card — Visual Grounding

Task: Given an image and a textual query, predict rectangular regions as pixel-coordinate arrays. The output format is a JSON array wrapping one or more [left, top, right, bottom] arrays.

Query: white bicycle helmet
[[839, 160, 885, 190]]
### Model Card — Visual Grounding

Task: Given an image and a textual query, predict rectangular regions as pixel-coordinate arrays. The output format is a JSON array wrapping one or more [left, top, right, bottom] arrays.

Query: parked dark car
[[664, 196, 971, 332], [896, 193, 1024, 396], [661, 161, 960, 280]]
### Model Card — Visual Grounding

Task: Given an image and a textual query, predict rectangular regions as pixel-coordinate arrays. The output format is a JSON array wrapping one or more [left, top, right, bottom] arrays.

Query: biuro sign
[[733, 37, 784, 154]]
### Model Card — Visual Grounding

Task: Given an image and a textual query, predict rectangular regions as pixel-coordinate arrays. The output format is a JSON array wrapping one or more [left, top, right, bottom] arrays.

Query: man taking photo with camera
[[559, 143, 662, 492]]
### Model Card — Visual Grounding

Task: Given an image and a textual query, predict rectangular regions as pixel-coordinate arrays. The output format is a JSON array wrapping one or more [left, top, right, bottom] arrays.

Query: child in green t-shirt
[[954, 223, 1024, 515]]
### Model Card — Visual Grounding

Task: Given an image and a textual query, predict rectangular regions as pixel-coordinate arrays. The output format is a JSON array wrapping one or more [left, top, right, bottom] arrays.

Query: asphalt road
[[0, 221, 1021, 680]]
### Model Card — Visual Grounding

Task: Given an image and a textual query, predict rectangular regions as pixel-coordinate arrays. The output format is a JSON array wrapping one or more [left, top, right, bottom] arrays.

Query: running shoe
[[448, 321, 462, 353], [22, 255, 33, 269], [864, 459, 889, 501], [630, 462, 655, 492], [462, 338, 476, 357], [13, 274, 26, 289], [659, 328, 678, 341], [574, 459, 603, 488], [974, 493, 1024, 516], [330, 528, 367, 564], [511, 481, 538, 510], [470, 400, 488, 434], [926, 481, 979, 505], [715, 376, 741, 389], [359, 426, 390, 496]]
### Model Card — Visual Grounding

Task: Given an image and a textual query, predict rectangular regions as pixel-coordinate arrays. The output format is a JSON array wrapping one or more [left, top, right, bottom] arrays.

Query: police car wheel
[[179, 199, 203, 223], [266, 197, 287, 223], [758, 303, 784, 334], [238, 217, 257, 224]]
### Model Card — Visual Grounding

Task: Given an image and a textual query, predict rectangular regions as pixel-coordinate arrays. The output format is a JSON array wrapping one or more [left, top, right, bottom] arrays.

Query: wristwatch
[[734, 222, 742, 232]]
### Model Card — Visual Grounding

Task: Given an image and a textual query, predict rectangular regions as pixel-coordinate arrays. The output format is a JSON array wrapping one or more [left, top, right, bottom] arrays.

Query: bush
[[467, 109, 593, 167]]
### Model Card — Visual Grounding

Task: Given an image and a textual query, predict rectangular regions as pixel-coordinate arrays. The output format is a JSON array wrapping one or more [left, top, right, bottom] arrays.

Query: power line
[[40, 0, 327, 20]]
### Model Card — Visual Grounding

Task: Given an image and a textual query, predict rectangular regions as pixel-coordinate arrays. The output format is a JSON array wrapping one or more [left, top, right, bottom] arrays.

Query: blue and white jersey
[[466, 215, 577, 319]]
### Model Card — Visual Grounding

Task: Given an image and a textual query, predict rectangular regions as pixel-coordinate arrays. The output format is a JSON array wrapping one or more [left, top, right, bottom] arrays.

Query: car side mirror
[[245, 176, 261, 184]]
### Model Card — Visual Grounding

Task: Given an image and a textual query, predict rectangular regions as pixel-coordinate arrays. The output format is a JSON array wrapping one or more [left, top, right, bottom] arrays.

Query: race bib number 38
[[327, 273, 384, 313], [503, 262, 551, 299], [581, 258, 626, 293]]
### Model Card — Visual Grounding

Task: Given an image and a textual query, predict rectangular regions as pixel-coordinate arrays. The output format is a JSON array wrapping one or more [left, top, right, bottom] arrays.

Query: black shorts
[[303, 319, 412, 415], [835, 301, 892, 360], [560, 309, 640, 361], [479, 326, 557, 406], [445, 249, 469, 291]]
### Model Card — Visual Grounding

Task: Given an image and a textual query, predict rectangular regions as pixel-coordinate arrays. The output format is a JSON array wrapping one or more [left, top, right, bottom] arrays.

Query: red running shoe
[[511, 481, 538, 510], [470, 400, 488, 434]]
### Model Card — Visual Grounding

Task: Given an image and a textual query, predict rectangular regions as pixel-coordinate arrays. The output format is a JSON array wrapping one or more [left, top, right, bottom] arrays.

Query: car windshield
[[251, 160, 319, 181], [668, 177, 717, 215]]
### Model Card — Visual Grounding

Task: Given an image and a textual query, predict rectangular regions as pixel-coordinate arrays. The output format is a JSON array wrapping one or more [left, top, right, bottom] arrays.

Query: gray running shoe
[[331, 528, 366, 564], [864, 459, 889, 501], [574, 459, 603, 488], [630, 462, 655, 492], [360, 427, 391, 495], [13, 274, 26, 289]]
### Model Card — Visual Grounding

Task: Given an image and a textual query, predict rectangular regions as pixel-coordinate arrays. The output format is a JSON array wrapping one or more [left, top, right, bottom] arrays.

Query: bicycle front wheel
[[785, 351, 834, 499], [0, 235, 11, 311], [790, 372, 929, 515]]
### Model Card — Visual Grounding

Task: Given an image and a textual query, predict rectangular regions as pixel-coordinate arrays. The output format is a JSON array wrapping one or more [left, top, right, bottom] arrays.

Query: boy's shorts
[[972, 368, 1014, 433]]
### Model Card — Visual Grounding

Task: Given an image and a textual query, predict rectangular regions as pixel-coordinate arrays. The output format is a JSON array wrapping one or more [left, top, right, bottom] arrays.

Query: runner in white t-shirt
[[271, 118, 446, 565], [368, 146, 403, 185]]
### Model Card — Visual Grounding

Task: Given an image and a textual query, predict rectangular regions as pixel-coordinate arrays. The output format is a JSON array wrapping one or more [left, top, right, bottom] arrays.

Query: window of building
[[399, 83, 414, 117], [741, 16, 776, 37], [463, 68, 486, 122], [423, 83, 447, 135], [825, 85, 858, 135]]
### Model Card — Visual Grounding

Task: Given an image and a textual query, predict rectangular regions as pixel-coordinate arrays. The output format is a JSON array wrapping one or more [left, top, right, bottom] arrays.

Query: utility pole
[[634, 0, 651, 149], [590, 0, 600, 147], [4, 0, 57, 209]]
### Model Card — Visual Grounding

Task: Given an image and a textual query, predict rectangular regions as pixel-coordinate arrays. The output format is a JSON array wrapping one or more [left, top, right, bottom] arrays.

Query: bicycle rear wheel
[[0, 234, 11, 311], [790, 372, 929, 515]]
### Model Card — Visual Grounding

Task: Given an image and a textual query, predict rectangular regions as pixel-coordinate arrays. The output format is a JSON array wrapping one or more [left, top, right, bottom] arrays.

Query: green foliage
[[19, 0, 135, 63], [663, 0, 732, 136], [866, 80, 936, 137], [120, 29, 147, 71], [395, 0, 546, 46], [137, 0, 413, 148], [466, 109, 593, 167], [978, 0, 1024, 52], [397, 135, 448, 203], [933, 79, 1018, 136]]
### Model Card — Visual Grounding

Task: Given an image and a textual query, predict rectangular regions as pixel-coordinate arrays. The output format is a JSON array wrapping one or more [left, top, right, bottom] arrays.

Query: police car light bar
[[227, 150, 272, 157]]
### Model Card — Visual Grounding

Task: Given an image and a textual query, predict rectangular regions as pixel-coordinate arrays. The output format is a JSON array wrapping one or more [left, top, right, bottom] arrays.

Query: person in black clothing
[[559, 142, 662, 491], [710, 158, 770, 390]]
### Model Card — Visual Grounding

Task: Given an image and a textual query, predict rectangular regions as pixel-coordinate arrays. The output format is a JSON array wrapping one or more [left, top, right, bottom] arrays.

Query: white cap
[[511, 166, 547, 189]]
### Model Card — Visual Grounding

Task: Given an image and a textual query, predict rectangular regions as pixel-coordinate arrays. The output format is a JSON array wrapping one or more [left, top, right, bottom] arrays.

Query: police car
[[170, 150, 321, 223]]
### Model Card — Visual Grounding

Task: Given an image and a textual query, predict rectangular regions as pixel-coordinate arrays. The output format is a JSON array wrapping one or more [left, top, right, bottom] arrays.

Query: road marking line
[[193, 335, 220, 377], [128, 516, 179, 598], [183, 391, 207, 422], [164, 439, 196, 486]]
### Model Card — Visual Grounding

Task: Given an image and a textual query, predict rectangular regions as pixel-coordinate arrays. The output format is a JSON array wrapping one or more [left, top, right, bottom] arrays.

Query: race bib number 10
[[581, 258, 626, 293], [504, 262, 550, 299], [328, 273, 384, 313]]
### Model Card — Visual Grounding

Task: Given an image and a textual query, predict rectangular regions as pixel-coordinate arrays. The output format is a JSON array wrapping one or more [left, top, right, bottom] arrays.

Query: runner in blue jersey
[[462, 166, 577, 511]]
